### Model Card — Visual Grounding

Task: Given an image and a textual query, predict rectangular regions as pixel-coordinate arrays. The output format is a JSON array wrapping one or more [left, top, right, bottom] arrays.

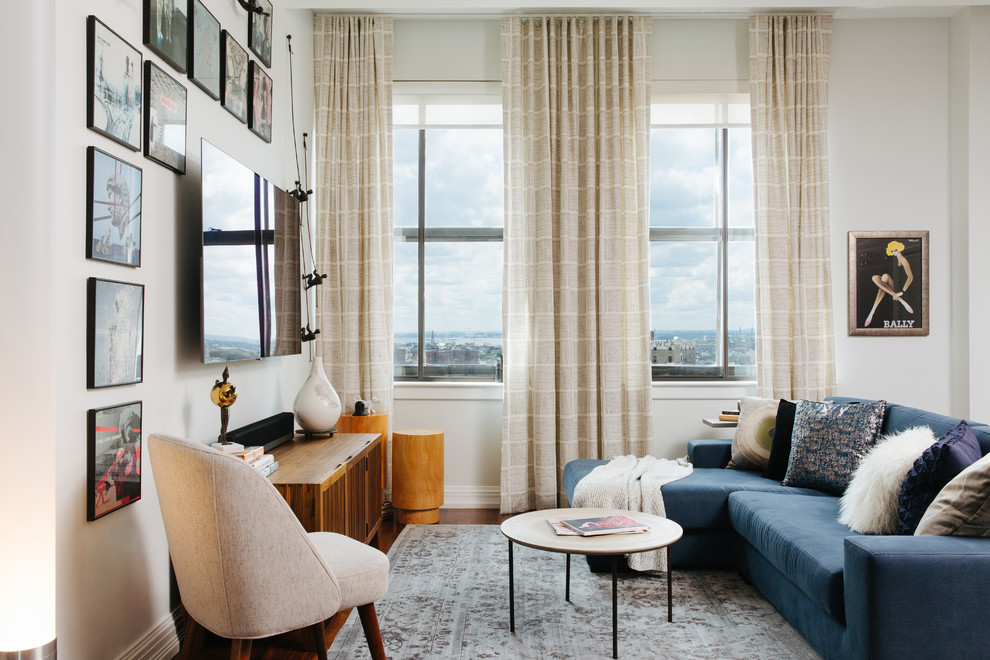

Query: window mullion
[[417, 129, 426, 380], [719, 127, 729, 379]]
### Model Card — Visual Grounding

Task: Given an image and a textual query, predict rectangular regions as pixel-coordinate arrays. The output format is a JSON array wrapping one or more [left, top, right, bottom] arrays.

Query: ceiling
[[280, 0, 990, 19]]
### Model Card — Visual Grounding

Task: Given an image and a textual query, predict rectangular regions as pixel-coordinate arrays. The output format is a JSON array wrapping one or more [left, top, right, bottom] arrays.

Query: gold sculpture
[[211, 367, 238, 444]]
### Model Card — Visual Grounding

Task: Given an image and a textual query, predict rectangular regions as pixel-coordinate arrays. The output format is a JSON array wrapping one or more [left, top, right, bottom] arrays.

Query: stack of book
[[547, 514, 650, 536], [717, 409, 740, 422], [231, 446, 279, 477]]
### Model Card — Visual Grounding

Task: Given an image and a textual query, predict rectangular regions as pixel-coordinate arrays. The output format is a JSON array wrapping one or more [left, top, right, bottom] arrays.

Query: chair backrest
[[148, 433, 341, 639]]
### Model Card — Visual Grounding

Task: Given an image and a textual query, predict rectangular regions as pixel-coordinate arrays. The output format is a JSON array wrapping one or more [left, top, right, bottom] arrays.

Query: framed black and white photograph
[[221, 30, 249, 123], [144, 61, 187, 173], [249, 61, 273, 143], [87, 15, 142, 151], [144, 0, 188, 73], [248, 0, 273, 68], [188, 0, 221, 99], [87, 147, 142, 266], [87, 278, 145, 389], [87, 401, 142, 521], [848, 231, 929, 337]]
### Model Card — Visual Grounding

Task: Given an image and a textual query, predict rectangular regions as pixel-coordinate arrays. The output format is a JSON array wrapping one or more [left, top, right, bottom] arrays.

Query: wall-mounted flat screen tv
[[201, 139, 301, 363]]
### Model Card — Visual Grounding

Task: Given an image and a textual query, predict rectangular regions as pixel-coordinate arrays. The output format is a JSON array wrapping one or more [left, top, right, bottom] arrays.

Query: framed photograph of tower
[[87, 15, 142, 151], [848, 231, 929, 337]]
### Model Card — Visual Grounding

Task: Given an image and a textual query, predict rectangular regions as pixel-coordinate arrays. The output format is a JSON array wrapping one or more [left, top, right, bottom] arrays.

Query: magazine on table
[[549, 514, 650, 536]]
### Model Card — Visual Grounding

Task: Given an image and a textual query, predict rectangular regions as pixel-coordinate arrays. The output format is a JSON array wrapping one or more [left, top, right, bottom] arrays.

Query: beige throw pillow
[[915, 452, 990, 537], [727, 397, 778, 471]]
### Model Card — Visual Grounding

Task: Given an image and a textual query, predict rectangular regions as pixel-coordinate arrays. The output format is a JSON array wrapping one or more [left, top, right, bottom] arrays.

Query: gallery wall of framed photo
[[82, 0, 280, 523]]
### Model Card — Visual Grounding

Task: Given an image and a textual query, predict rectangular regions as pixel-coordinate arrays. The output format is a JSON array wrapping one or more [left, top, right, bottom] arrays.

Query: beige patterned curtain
[[750, 15, 836, 401], [313, 16, 394, 427], [500, 16, 653, 513]]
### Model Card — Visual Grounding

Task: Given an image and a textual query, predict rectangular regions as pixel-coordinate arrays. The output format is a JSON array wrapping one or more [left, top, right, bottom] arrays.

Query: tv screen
[[201, 139, 301, 363]]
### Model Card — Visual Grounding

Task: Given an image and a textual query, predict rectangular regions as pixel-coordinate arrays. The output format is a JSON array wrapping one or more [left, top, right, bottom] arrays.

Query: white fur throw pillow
[[838, 426, 937, 534]]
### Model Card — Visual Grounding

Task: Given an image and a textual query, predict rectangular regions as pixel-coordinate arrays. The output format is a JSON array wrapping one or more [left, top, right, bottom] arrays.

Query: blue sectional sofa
[[562, 398, 990, 660]]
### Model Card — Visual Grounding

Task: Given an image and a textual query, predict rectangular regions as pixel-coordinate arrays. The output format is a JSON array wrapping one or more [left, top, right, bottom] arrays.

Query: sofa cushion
[[838, 426, 936, 534], [730, 491, 857, 621], [762, 399, 796, 481], [783, 399, 887, 495], [564, 460, 828, 530], [897, 421, 983, 535], [647, 468, 829, 530], [727, 396, 778, 471], [916, 452, 990, 537]]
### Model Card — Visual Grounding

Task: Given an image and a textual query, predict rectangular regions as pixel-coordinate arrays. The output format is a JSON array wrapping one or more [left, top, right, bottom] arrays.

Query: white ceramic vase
[[293, 358, 342, 434]]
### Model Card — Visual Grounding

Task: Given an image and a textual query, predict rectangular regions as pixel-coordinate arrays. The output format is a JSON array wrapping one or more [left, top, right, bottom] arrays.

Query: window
[[392, 92, 754, 383], [393, 91, 504, 381], [649, 95, 755, 379]]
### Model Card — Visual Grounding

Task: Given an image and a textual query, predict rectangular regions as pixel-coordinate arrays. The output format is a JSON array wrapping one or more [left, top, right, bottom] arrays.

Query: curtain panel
[[750, 15, 836, 401], [500, 16, 653, 514], [312, 15, 394, 438]]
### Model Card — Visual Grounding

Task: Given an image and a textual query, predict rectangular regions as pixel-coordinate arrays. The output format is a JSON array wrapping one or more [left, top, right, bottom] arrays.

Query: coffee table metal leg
[[565, 553, 571, 602], [667, 547, 673, 623], [508, 540, 515, 633], [611, 555, 618, 659]]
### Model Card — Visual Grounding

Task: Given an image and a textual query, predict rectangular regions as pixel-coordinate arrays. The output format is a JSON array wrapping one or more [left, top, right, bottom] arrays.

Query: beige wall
[[48, 2, 314, 657]]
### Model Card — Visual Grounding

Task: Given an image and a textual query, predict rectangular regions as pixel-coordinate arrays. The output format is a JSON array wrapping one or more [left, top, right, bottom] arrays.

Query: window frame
[[393, 86, 504, 382], [649, 94, 755, 381]]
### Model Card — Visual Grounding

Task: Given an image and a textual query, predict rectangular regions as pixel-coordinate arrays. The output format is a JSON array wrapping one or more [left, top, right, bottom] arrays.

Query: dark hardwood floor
[[174, 508, 507, 659]]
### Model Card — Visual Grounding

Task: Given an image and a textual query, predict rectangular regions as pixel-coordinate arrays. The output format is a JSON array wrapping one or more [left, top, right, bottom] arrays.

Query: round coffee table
[[500, 507, 683, 659]]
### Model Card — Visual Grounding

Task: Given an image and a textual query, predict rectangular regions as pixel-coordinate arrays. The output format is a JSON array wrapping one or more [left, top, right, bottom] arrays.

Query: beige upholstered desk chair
[[148, 433, 388, 660]]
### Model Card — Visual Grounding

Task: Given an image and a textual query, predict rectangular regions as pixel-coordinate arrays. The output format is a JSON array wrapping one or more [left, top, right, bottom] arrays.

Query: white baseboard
[[117, 608, 181, 660], [443, 486, 500, 509]]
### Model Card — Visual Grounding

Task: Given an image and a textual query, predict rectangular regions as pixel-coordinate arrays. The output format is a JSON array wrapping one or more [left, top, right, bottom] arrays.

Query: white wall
[[829, 19, 953, 412], [51, 2, 314, 657]]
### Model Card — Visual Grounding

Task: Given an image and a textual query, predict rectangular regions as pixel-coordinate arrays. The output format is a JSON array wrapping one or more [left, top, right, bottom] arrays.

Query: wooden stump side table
[[392, 428, 444, 524]]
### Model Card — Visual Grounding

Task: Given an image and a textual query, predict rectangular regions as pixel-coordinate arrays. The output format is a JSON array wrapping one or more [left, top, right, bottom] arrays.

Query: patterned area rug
[[330, 525, 821, 659]]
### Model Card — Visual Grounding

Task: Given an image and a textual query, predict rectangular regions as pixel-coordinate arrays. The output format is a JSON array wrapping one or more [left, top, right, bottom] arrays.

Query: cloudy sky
[[393, 114, 755, 340]]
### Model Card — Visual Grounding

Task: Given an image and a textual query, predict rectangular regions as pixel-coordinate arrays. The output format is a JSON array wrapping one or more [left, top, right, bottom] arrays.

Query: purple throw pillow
[[897, 421, 983, 535]]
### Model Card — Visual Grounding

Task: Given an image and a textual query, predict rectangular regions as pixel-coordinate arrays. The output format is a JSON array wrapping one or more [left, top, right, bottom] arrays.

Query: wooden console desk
[[269, 432, 383, 547]]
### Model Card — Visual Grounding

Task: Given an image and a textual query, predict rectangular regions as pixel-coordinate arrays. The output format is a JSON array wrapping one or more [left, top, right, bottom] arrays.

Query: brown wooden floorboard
[[171, 509, 507, 659]]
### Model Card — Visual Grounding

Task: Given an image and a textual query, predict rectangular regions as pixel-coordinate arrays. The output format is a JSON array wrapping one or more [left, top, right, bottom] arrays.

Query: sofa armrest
[[687, 439, 732, 468], [844, 535, 990, 660]]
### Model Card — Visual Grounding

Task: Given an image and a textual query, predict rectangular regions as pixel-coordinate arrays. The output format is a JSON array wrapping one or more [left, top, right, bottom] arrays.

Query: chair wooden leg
[[357, 603, 386, 660], [229, 638, 252, 660], [180, 615, 205, 660], [307, 620, 329, 657]]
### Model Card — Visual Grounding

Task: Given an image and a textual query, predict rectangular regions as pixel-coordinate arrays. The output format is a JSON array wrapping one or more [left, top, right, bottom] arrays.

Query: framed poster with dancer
[[848, 231, 929, 336], [221, 30, 249, 123], [87, 401, 142, 520]]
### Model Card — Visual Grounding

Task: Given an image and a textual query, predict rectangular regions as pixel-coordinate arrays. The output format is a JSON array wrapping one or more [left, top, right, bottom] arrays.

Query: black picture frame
[[144, 0, 188, 73], [87, 278, 145, 389], [249, 61, 273, 143], [248, 0, 273, 68], [221, 30, 249, 123], [87, 15, 142, 151], [144, 61, 188, 173], [848, 231, 930, 337], [187, 0, 221, 100], [88, 401, 143, 521], [87, 146, 142, 267]]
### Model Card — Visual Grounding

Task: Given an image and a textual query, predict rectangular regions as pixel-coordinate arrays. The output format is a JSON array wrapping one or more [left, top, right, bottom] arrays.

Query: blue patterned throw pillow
[[896, 421, 982, 535], [782, 399, 887, 495]]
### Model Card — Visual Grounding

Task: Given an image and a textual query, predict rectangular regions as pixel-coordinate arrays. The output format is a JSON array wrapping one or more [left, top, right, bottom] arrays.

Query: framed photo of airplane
[[848, 231, 929, 337]]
